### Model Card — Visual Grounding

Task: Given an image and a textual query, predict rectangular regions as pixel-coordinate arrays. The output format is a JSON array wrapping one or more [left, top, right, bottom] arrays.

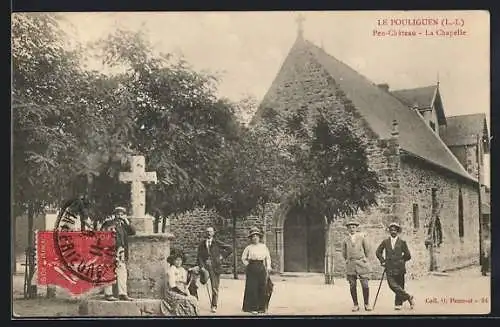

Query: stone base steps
[[279, 272, 324, 278], [79, 299, 165, 317], [429, 271, 450, 277]]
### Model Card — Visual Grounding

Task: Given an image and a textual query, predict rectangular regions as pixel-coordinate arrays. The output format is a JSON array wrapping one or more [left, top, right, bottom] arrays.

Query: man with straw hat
[[342, 218, 372, 312], [102, 206, 136, 301], [375, 221, 415, 311]]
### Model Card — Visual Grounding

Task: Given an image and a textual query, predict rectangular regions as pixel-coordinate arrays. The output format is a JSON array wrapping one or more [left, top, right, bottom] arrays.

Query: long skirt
[[242, 260, 268, 313], [160, 289, 199, 316]]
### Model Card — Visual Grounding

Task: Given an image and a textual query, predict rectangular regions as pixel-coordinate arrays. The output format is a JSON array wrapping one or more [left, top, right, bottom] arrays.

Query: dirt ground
[[12, 266, 490, 317]]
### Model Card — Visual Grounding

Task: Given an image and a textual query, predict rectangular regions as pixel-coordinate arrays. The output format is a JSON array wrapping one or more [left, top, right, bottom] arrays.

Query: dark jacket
[[196, 238, 233, 274], [375, 237, 411, 275], [102, 218, 136, 261]]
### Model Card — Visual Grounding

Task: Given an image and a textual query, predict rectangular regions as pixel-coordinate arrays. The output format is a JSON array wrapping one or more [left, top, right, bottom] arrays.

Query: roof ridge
[[304, 39, 474, 182], [391, 85, 437, 93], [446, 113, 486, 119], [305, 40, 380, 91]]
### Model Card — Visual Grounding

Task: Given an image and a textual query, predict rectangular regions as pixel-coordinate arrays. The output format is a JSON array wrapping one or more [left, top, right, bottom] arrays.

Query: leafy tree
[[281, 107, 385, 284], [66, 71, 135, 220], [206, 108, 290, 278], [12, 14, 135, 294], [12, 13, 82, 215], [90, 29, 240, 218], [232, 94, 259, 127], [12, 13, 87, 292]]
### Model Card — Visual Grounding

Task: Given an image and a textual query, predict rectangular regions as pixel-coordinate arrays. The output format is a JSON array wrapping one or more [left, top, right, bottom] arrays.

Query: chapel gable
[[390, 84, 446, 135]]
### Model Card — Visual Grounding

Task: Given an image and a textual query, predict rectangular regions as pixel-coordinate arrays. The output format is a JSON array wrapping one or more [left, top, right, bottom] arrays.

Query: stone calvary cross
[[119, 156, 157, 232]]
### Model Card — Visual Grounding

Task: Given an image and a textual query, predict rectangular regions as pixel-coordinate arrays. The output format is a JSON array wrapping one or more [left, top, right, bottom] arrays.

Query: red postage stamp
[[36, 231, 116, 295]]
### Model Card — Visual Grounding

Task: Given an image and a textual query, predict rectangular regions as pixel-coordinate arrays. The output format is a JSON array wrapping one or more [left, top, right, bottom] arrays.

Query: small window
[[431, 188, 438, 212], [429, 121, 436, 132], [458, 189, 464, 238], [412, 204, 420, 229]]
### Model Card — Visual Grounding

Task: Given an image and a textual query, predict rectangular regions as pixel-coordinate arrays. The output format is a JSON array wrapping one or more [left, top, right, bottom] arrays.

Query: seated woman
[[160, 250, 200, 316]]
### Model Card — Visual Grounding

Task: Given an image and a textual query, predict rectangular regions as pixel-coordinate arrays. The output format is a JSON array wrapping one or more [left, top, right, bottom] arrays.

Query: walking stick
[[373, 268, 386, 310], [205, 281, 212, 307], [218, 277, 222, 308]]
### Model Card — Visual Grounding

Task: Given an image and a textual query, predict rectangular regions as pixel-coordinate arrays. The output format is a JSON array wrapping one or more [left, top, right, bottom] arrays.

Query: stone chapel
[[168, 27, 489, 281]]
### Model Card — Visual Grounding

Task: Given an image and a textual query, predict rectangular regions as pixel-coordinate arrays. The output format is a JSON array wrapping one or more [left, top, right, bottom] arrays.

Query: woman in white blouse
[[241, 227, 273, 314], [159, 250, 199, 316]]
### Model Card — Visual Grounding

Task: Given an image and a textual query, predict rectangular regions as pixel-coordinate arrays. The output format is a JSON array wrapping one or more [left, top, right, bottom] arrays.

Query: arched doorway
[[283, 210, 325, 272]]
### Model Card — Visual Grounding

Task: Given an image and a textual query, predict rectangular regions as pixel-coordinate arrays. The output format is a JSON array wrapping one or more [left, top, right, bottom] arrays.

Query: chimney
[[377, 83, 390, 92]]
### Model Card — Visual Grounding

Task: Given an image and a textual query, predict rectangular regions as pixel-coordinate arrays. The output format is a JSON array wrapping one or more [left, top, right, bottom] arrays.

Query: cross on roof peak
[[296, 13, 306, 38]]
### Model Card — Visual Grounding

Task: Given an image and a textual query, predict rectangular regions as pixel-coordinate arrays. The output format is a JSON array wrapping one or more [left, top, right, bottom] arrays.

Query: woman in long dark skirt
[[241, 227, 272, 314]]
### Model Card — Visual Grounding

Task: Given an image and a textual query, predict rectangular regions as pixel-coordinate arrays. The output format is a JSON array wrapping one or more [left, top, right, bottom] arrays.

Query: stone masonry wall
[[168, 207, 223, 268], [218, 204, 278, 274], [398, 160, 480, 279], [168, 205, 277, 275], [448, 144, 483, 183], [261, 39, 402, 279]]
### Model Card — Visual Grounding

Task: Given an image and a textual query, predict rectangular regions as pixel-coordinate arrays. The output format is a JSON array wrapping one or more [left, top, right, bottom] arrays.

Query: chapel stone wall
[[399, 160, 480, 279]]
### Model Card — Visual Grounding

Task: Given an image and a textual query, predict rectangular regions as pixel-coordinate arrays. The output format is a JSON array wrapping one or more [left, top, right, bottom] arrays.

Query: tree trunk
[[232, 215, 238, 279], [153, 215, 159, 234], [429, 244, 437, 271], [27, 202, 37, 298], [161, 215, 167, 233], [324, 219, 334, 284], [261, 204, 266, 244], [83, 173, 93, 231]]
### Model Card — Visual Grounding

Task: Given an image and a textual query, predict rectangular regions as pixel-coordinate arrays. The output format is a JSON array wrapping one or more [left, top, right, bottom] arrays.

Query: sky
[[56, 11, 490, 185]]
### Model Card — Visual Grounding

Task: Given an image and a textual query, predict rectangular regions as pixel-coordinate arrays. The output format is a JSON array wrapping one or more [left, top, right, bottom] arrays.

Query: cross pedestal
[[127, 233, 174, 299], [80, 156, 174, 315], [118, 156, 175, 299]]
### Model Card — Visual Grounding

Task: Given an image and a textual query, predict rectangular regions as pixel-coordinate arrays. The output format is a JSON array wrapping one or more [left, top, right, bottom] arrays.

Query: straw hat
[[248, 227, 263, 238], [388, 222, 402, 231], [113, 206, 127, 214], [345, 219, 360, 227]]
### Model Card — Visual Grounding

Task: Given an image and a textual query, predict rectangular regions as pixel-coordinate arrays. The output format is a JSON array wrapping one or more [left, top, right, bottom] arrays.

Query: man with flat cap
[[342, 219, 372, 312], [102, 206, 136, 301], [376, 222, 415, 310], [196, 226, 233, 313]]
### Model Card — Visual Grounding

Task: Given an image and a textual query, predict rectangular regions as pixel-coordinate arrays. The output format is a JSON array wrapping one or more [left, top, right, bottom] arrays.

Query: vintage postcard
[[12, 10, 491, 317]]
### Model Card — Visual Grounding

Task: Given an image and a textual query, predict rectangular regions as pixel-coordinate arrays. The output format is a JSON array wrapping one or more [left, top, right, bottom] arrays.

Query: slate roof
[[391, 85, 447, 125], [391, 86, 436, 108], [255, 37, 476, 183], [439, 113, 490, 150]]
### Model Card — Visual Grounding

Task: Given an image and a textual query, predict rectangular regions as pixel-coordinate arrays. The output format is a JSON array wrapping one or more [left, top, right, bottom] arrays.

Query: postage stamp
[[37, 230, 116, 295], [35, 198, 117, 295]]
